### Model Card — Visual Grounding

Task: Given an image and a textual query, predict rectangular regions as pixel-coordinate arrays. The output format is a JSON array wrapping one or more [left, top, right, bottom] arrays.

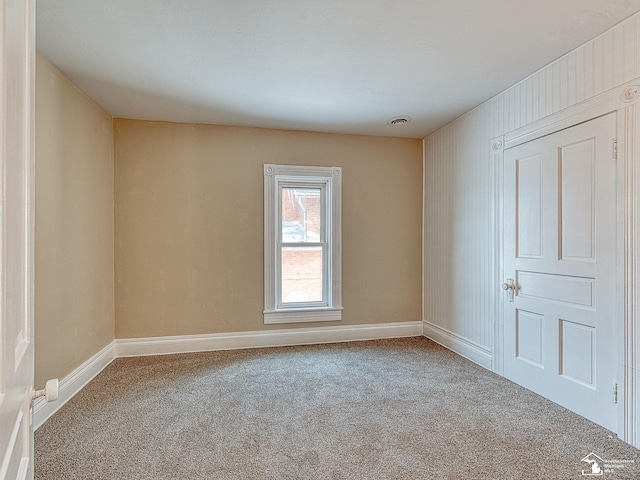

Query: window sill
[[263, 307, 343, 325]]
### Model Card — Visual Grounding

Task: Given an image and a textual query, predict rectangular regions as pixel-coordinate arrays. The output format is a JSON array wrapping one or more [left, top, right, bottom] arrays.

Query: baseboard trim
[[422, 320, 493, 369], [34, 321, 422, 430], [115, 321, 424, 357], [33, 342, 116, 430]]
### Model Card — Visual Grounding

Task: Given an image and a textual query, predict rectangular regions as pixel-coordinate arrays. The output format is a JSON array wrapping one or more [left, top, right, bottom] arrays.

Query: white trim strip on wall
[[34, 321, 423, 429], [33, 342, 116, 430], [115, 321, 423, 357], [422, 320, 493, 370]]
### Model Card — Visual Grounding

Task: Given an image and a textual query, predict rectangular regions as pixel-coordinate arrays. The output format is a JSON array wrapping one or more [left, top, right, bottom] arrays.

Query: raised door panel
[[559, 139, 596, 263], [517, 271, 595, 309], [560, 320, 596, 388], [516, 309, 545, 368], [516, 154, 544, 259]]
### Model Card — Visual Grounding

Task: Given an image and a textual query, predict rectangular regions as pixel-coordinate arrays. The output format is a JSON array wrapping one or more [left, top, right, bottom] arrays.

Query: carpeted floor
[[35, 337, 640, 479]]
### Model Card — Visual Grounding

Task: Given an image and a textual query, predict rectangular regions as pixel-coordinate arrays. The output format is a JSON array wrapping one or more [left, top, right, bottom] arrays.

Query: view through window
[[281, 187, 323, 304]]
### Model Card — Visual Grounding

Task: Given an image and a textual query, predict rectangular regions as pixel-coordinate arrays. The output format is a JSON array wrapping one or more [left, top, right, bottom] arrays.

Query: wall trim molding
[[490, 135, 505, 376], [115, 321, 423, 357], [618, 102, 640, 448], [33, 342, 116, 430], [422, 321, 492, 370], [498, 82, 640, 445], [503, 88, 617, 149], [504, 80, 640, 151], [35, 321, 422, 429]]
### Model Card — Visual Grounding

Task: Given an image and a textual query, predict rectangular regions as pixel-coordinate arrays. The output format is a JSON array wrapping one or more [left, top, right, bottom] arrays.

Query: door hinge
[[613, 139, 618, 159], [614, 383, 618, 404]]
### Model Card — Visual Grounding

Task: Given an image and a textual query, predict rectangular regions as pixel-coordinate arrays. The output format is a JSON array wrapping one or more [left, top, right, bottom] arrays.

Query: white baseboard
[[35, 321, 422, 429], [422, 320, 493, 369], [115, 321, 424, 357], [33, 342, 116, 430]]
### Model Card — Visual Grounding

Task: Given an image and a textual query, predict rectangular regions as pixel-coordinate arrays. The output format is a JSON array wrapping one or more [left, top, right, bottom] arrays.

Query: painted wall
[[35, 53, 115, 387], [423, 14, 640, 364], [114, 120, 422, 338]]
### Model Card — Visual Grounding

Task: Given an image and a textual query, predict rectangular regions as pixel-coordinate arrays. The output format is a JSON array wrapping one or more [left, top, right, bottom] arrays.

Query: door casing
[[493, 81, 640, 446]]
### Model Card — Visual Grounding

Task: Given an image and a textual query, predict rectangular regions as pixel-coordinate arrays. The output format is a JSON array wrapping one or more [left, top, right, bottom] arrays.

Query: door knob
[[502, 278, 516, 302]]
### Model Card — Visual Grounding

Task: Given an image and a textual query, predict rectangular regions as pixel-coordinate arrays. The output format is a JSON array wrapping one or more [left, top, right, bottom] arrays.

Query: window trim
[[264, 164, 342, 324]]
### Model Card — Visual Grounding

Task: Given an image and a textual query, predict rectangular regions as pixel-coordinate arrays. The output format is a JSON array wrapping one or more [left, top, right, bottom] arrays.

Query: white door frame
[[492, 80, 640, 447]]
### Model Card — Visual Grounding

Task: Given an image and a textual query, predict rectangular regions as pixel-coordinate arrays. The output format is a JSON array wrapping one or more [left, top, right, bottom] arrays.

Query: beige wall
[[115, 120, 422, 338], [35, 53, 115, 386]]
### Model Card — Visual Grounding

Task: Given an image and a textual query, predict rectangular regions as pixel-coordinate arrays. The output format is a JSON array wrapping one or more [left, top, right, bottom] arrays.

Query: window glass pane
[[281, 246, 323, 303], [282, 187, 321, 243]]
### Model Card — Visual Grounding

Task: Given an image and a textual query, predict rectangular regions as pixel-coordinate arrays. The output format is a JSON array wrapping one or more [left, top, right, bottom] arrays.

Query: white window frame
[[264, 164, 342, 324]]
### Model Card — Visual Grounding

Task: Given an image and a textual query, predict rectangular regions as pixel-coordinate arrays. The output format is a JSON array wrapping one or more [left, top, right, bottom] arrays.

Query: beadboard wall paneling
[[423, 12, 640, 359], [423, 102, 495, 353]]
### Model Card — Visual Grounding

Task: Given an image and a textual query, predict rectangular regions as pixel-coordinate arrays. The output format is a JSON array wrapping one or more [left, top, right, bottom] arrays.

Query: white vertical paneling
[[593, 35, 604, 95], [526, 76, 534, 126], [567, 51, 577, 107], [552, 61, 561, 113], [423, 11, 640, 359], [603, 30, 614, 92], [515, 81, 522, 128], [503, 87, 509, 131], [584, 42, 594, 99], [635, 15, 640, 78], [624, 20, 635, 82], [493, 94, 503, 137], [576, 47, 585, 104], [560, 55, 569, 110], [509, 86, 517, 132], [545, 66, 554, 118], [504, 87, 511, 132], [519, 79, 526, 127], [423, 109, 496, 351], [613, 24, 624, 86], [532, 72, 540, 121], [614, 21, 626, 86]]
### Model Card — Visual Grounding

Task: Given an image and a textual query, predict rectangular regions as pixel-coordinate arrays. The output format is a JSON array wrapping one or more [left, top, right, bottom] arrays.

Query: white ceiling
[[37, 0, 640, 139]]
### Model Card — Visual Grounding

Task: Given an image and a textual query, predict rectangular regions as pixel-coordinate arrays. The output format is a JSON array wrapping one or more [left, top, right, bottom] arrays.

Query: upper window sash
[[278, 180, 328, 245]]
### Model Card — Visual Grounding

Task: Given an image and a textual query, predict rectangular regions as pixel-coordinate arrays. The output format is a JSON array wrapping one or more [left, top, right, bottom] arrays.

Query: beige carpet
[[35, 337, 640, 479]]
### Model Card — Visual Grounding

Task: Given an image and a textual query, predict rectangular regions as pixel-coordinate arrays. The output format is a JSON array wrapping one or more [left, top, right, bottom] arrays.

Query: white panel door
[[503, 113, 618, 432], [0, 0, 36, 479]]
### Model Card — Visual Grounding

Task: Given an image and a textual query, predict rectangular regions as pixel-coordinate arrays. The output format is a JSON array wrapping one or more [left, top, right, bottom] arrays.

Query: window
[[263, 164, 342, 324]]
